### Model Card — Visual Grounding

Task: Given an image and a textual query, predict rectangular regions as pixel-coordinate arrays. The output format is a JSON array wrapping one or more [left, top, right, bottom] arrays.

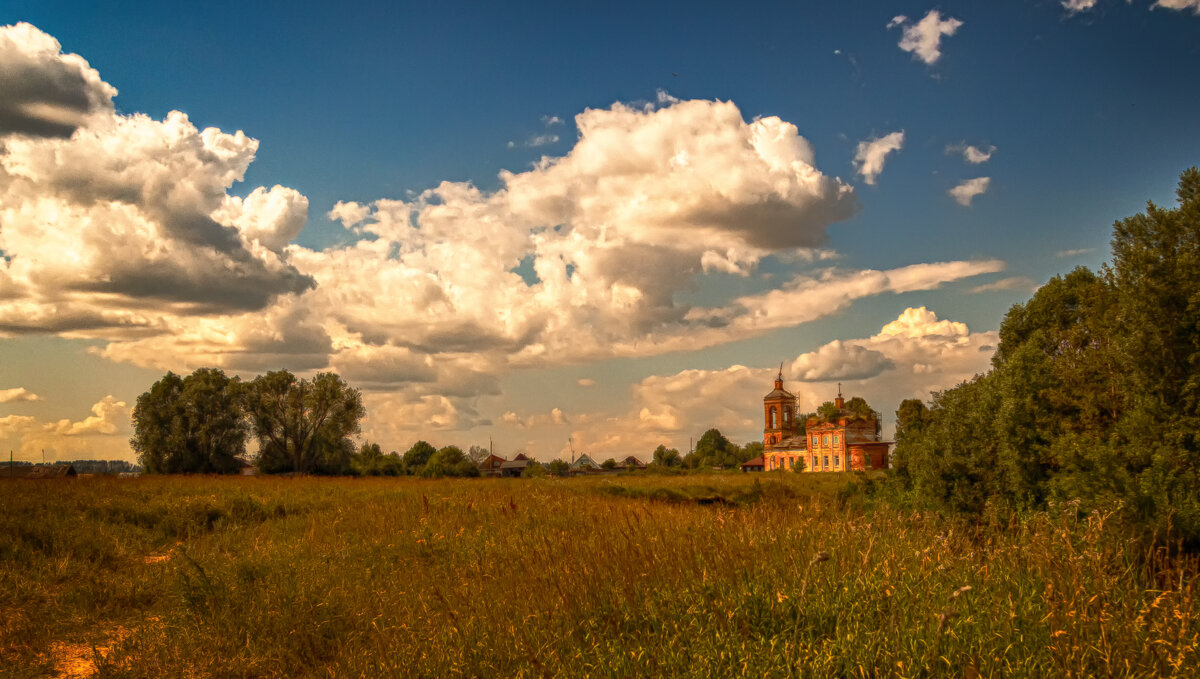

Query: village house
[[759, 372, 890, 472]]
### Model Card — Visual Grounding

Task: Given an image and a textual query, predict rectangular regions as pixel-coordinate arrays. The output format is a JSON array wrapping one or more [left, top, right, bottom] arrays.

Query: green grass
[[2, 473, 1198, 677]]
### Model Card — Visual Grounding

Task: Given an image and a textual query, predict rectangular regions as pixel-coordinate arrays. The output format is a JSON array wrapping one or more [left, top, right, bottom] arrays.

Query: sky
[[1, 0, 1198, 463]]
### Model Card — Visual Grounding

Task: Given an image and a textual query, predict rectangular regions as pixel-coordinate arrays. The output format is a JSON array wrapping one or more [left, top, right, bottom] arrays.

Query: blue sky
[[1, 0, 1198, 462]]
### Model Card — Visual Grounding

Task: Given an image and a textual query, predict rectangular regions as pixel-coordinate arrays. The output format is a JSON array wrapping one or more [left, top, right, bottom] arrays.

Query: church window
[[834, 455, 840, 468], [823, 456, 829, 468], [833, 434, 840, 446], [812, 456, 818, 469], [824, 435, 830, 446], [770, 407, 778, 428], [784, 407, 792, 424]]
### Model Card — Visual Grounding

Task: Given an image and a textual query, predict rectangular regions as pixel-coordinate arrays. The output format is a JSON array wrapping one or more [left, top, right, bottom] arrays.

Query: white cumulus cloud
[[890, 10, 964, 66], [1154, 0, 1200, 13], [0, 387, 41, 403], [854, 131, 905, 185], [949, 177, 991, 206]]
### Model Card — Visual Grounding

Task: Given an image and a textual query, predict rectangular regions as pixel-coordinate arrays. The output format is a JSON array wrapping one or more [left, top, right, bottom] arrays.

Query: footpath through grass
[[2, 473, 1198, 677]]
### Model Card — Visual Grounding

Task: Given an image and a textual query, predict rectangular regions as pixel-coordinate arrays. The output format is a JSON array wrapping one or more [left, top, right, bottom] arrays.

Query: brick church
[[760, 371, 890, 472]]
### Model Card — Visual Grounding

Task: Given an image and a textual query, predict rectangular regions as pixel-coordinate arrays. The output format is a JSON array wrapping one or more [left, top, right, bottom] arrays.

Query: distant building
[[2, 463, 77, 479], [761, 372, 890, 473], [740, 455, 765, 473], [479, 454, 507, 477], [569, 454, 599, 472], [500, 453, 532, 478], [619, 455, 646, 470]]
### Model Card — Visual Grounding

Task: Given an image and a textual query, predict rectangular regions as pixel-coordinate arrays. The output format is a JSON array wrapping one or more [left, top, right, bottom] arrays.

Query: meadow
[[2, 473, 1198, 678]]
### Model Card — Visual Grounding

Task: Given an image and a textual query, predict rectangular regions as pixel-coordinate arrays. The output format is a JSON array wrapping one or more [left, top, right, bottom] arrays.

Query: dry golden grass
[[2, 473, 1197, 677]]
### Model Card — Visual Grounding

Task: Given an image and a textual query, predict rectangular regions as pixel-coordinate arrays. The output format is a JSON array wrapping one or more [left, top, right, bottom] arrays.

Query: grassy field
[[2, 473, 1198, 678]]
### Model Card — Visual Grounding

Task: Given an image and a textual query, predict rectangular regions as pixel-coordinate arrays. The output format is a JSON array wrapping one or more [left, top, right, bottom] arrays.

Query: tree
[[353, 442, 403, 476], [522, 460, 546, 478], [691, 428, 744, 469], [132, 368, 246, 474], [601, 458, 618, 470], [242, 371, 365, 475], [843, 396, 874, 419], [651, 444, 682, 467], [547, 459, 570, 476], [403, 440, 437, 474], [741, 441, 764, 460], [895, 168, 1200, 541], [817, 401, 841, 422], [466, 445, 491, 465]]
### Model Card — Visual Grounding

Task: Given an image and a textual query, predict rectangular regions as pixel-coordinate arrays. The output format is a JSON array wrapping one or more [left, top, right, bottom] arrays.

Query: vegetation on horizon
[[894, 167, 1200, 544]]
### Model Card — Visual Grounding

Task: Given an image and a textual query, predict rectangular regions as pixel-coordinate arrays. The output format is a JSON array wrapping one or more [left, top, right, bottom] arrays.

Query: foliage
[[601, 458, 618, 470], [897, 168, 1200, 543], [5, 475, 1200, 677], [546, 459, 570, 476], [402, 441, 437, 474], [466, 445, 491, 465], [816, 401, 840, 422], [651, 444, 683, 467], [242, 371, 365, 475], [521, 460, 546, 478], [420, 446, 479, 478], [683, 428, 748, 469], [132, 368, 246, 474], [352, 442, 403, 476]]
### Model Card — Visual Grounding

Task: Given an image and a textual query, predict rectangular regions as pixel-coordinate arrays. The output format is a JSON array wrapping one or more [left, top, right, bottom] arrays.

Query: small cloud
[[506, 140, 515, 149], [526, 134, 559, 148], [1055, 247, 1095, 259], [0, 387, 41, 403], [541, 115, 564, 126], [949, 177, 991, 206], [853, 131, 905, 185], [889, 10, 963, 66], [656, 89, 680, 105], [1153, 0, 1200, 14], [947, 143, 996, 164], [969, 276, 1038, 294], [1062, 0, 1098, 14], [577, 378, 596, 387]]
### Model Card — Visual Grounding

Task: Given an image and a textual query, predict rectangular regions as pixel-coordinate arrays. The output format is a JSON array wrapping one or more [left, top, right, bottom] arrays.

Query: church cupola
[[763, 364, 798, 450]]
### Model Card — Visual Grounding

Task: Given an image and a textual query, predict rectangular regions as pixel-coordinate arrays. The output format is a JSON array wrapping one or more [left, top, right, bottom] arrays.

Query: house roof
[[740, 455, 765, 468], [772, 435, 808, 451], [500, 460, 530, 470], [570, 454, 598, 469], [763, 387, 795, 401], [2, 464, 76, 478]]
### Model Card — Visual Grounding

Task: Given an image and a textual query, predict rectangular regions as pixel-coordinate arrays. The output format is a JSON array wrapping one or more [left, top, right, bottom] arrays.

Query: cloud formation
[[854, 131, 905, 185], [948, 143, 996, 164], [550, 306, 997, 458], [0, 387, 41, 403], [1154, 0, 1200, 13], [0, 23, 116, 138], [889, 11, 964, 66], [0, 395, 131, 460], [1062, 0, 1098, 14], [0, 23, 314, 339], [949, 177, 991, 206]]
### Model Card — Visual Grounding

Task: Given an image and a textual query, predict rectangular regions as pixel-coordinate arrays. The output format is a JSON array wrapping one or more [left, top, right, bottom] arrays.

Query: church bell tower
[[763, 365, 798, 450]]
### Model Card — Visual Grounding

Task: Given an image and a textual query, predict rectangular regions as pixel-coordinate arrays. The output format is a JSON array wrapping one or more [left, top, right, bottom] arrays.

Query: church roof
[[763, 387, 795, 401]]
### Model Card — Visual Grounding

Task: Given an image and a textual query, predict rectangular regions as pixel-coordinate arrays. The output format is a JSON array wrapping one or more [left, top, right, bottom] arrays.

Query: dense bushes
[[896, 168, 1200, 543]]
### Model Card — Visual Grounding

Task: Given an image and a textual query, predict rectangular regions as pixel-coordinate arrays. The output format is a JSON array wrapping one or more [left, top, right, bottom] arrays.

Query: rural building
[[479, 454, 507, 477], [761, 373, 890, 472], [619, 455, 646, 470], [500, 453, 532, 478], [569, 454, 600, 472], [2, 463, 77, 479], [740, 455, 765, 472]]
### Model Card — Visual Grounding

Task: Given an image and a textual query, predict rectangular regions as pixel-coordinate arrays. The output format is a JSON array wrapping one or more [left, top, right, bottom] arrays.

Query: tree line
[[893, 167, 1200, 544]]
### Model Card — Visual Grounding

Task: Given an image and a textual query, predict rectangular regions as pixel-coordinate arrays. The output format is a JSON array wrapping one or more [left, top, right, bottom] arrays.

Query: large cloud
[[0, 395, 131, 460], [0, 23, 314, 338], [0, 23, 116, 138], [544, 306, 998, 459]]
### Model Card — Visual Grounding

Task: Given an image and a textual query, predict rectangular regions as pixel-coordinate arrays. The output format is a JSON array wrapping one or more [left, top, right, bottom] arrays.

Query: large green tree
[[242, 371, 365, 475], [131, 368, 246, 474], [897, 168, 1200, 540]]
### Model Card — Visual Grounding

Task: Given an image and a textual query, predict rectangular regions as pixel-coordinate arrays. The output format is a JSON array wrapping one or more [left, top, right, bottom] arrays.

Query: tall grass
[[2, 474, 1197, 677]]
